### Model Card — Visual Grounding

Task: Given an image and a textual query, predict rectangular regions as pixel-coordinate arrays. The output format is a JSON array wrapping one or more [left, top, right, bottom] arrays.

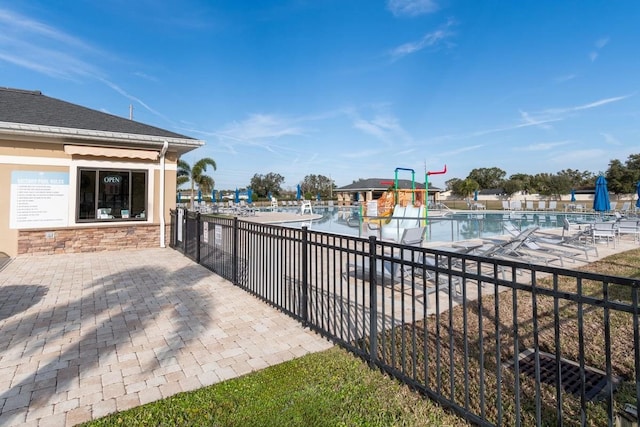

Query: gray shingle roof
[[0, 87, 194, 140], [338, 178, 441, 191]]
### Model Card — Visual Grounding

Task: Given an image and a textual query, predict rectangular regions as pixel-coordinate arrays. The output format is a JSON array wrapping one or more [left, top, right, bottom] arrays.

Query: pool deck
[[242, 211, 323, 224]]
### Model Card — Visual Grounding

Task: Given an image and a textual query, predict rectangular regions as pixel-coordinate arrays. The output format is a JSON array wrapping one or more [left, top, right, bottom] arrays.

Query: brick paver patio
[[0, 248, 332, 426]]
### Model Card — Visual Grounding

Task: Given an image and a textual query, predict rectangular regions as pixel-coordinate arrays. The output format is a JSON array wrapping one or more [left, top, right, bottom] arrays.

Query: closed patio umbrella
[[636, 181, 640, 208], [474, 190, 478, 201], [197, 189, 202, 203], [235, 188, 240, 204], [570, 189, 576, 202], [212, 189, 217, 203], [592, 176, 610, 212], [296, 184, 301, 200], [247, 188, 253, 203]]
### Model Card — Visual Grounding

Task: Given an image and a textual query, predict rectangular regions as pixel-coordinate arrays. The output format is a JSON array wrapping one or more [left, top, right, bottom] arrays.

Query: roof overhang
[[0, 121, 204, 156]]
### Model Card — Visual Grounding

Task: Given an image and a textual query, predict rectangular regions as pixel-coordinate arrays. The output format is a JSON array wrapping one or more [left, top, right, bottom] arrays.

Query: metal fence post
[[182, 208, 188, 254], [196, 212, 201, 264], [368, 235, 378, 364], [232, 216, 238, 285], [301, 226, 309, 326]]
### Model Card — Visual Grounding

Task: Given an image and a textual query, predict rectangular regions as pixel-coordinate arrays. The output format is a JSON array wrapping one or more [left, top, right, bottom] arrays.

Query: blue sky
[[1, 1, 639, 191]]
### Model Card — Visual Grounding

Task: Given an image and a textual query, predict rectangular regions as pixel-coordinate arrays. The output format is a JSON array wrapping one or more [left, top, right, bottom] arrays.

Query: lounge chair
[[620, 201, 631, 213], [532, 218, 598, 261], [511, 200, 522, 211], [616, 219, 640, 243], [501, 223, 572, 266], [471, 227, 562, 266]]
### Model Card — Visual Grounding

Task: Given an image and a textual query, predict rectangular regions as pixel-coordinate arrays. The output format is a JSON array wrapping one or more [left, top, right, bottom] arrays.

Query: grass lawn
[[81, 346, 466, 427]]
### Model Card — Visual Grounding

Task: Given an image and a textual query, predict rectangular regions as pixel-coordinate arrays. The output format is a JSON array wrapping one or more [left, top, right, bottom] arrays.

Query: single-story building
[[0, 87, 204, 256], [336, 178, 442, 206]]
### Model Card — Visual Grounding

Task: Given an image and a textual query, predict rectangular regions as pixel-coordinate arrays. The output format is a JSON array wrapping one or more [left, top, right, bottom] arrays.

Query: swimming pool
[[280, 207, 604, 243]]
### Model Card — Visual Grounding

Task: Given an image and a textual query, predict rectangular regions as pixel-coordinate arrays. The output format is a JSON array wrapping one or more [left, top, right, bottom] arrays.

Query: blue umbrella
[[197, 189, 202, 203], [570, 189, 576, 202], [177, 192, 181, 203], [247, 188, 253, 204], [317, 193, 321, 201], [296, 184, 301, 200], [636, 181, 640, 208], [212, 189, 217, 203], [474, 190, 478, 201], [235, 188, 240, 204], [592, 176, 610, 212], [268, 191, 272, 200]]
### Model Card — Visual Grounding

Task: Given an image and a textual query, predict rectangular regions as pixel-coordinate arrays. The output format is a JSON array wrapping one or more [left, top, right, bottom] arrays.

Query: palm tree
[[177, 157, 217, 208]]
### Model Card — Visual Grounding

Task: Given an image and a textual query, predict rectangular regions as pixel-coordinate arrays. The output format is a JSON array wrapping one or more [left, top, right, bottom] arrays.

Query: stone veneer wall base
[[17, 224, 168, 255]]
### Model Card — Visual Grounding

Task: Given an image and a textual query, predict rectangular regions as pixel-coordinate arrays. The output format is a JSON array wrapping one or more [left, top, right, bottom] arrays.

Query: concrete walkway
[[0, 248, 333, 426]]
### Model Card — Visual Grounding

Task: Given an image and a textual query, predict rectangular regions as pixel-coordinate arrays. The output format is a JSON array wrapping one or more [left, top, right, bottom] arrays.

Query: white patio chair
[[617, 219, 640, 243], [592, 222, 617, 247]]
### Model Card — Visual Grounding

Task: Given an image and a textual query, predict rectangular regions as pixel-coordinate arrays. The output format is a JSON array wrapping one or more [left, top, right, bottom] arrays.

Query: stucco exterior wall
[[0, 139, 178, 256]]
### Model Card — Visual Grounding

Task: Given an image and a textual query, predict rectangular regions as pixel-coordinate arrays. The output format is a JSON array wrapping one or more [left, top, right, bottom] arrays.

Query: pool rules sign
[[9, 171, 70, 229]]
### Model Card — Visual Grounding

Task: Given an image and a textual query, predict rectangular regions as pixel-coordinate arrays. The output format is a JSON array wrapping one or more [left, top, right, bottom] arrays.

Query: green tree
[[451, 178, 479, 199], [531, 173, 553, 195], [556, 169, 594, 189], [301, 174, 335, 199], [250, 172, 285, 198], [445, 178, 462, 192], [605, 154, 640, 195], [509, 173, 533, 194], [467, 167, 506, 189], [502, 178, 523, 198], [177, 157, 217, 208]]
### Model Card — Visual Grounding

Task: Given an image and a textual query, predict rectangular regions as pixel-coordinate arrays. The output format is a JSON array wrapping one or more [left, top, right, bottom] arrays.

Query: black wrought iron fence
[[169, 209, 640, 426]]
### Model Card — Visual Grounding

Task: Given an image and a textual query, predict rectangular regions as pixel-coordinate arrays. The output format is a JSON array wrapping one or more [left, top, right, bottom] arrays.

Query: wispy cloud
[[351, 111, 412, 145], [589, 36, 610, 62], [389, 18, 456, 60], [133, 71, 159, 82], [99, 78, 170, 121], [515, 140, 572, 151], [539, 94, 631, 115], [555, 74, 576, 83], [195, 114, 309, 157], [219, 114, 306, 140], [519, 109, 553, 130], [439, 144, 484, 156], [600, 132, 622, 145], [0, 8, 102, 79], [387, 0, 439, 17], [342, 149, 382, 159]]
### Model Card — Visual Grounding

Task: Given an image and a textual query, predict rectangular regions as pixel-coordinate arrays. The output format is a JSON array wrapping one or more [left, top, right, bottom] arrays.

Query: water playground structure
[[349, 166, 449, 240]]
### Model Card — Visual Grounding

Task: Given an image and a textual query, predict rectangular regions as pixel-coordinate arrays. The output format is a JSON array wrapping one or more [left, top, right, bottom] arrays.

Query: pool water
[[281, 207, 602, 243]]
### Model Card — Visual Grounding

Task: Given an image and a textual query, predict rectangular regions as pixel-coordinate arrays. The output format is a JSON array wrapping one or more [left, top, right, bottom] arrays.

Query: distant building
[[336, 178, 442, 206], [0, 88, 203, 256]]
